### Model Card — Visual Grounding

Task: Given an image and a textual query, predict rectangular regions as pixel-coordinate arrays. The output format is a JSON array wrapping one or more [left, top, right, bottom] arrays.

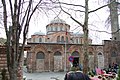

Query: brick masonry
[[26, 40, 120, 72], [0, 40, 120, 79], [0, 45, 29, 80]]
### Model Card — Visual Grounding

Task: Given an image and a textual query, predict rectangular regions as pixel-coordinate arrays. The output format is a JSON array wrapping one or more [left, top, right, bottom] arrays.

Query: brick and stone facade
[[103, 40, 120, 67], [26, 18, 120, 73], [27, 43, 105, 72], [0, 46, 8, 79], [0, 45, 30, 80]]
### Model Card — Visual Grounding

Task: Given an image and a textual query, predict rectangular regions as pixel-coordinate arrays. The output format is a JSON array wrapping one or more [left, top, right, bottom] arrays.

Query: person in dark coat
[[64, 67, 90, 80]]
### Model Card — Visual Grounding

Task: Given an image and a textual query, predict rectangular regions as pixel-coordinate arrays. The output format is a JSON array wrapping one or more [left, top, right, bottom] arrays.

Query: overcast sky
[[0, 0, 120, 44], [28, 0, 113, 44]]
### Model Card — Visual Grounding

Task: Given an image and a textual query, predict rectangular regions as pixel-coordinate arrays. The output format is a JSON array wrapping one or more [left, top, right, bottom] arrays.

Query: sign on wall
[[68, 56, 74, 62]]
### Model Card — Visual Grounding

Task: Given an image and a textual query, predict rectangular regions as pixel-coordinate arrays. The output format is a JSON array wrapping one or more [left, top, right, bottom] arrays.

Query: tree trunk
[[9, 68, 17, 80], [83, 0, 89, 74], [1, 0, 42, 80], [83, 26, 89, 74]]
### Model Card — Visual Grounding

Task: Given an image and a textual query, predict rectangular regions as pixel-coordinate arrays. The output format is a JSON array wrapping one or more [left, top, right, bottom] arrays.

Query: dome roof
[[50, 17, 66, 24], [72, 33, 84, 37], [33, 31, 45, 35]]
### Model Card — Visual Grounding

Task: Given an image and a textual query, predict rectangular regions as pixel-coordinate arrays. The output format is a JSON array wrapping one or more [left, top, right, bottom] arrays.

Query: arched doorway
[[111, 51, 117, 64], [97, 52, 104, 69], [54, 51, 62, 71], [71, 51, 80, 67], [36, 51, 45, 72]]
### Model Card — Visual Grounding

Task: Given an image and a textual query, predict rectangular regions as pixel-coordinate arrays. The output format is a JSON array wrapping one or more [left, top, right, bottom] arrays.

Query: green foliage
[[117, 65, 120, 80], [0, 38, 6, 45], [70, 67, 76, 71]]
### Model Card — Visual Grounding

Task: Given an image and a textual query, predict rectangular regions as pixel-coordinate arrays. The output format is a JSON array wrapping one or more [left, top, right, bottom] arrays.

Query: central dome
[[33, 31, 45, 35], [50, 17, 66, 24]]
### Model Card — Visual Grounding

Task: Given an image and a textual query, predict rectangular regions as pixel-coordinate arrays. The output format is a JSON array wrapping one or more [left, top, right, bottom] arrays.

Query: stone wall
[[27, 43, 104, 72], [0, 46, 8, 80], [27, 40, 120, 72], [103, 40, 120, 68], [0, 45, 24, 80]]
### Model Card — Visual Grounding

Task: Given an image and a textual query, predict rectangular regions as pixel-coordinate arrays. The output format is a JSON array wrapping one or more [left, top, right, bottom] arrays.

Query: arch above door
[[71, 51, 79, 57], [36, 51, 45, 72]]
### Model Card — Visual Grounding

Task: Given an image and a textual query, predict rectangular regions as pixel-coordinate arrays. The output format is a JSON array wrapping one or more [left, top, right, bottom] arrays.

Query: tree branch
[[50, 0, 85, 8], [61, 6, 85, 12], [70, 16, 83, 27], [9, 0, 13, 20], [59, 2, 85, 8], [1, 0, 8, 36], [18, 0, 42, 63], [1, 0, 12, 72], [89, 28, 120, 35], [88, 0, 114, 13], [18, 0, 32, 63], [59, 2, 83, 27]]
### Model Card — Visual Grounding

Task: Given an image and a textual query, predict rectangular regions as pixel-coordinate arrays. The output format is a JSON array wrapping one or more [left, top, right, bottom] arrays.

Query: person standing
[[64, 67, 90, 80]]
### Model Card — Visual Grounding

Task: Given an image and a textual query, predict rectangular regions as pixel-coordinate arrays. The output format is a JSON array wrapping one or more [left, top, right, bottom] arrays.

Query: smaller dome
[[73, 33, 84, 37], [33, 31, 45, 35], [50, 17, 66, 24]]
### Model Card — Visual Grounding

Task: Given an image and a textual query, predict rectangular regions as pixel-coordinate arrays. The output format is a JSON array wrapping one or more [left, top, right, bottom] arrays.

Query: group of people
[[108, 62, 119, 74], [64, 62, 119, 80]]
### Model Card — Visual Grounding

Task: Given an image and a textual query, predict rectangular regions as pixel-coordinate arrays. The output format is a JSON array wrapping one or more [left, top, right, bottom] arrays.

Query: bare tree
[[55, 0, 114, 74], [0, 0, 48, 80]]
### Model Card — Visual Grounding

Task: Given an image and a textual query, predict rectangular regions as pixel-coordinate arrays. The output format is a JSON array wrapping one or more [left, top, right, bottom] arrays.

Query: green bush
[[70, 67, 76, 71], [117, 65, 120, 80]]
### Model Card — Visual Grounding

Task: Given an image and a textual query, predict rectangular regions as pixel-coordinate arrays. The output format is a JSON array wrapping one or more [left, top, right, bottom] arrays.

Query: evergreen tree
[[117, 66, 120, 80]]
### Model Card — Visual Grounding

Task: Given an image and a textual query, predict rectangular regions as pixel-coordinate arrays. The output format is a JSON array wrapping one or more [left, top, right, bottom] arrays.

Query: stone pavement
[[23, 71, 66, 80]]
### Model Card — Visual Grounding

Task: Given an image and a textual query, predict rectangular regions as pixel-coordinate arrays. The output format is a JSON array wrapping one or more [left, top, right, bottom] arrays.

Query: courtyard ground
[[23, 71, 66, 80], [23, 67, 118, 80], [23, 67, 66, 80]]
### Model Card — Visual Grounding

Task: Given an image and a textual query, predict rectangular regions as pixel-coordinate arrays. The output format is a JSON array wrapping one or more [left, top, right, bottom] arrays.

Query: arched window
[[61, 36, 64, 43], [76, 38, 78, 43], [39, 38, 42, 42], [57, 36, 60, 42], [55, 27, 57, 31], [36, 52, 45, 59], [62, 27, 65, 31], [54, 51, 61, 56], [62, 27, 64, 31], [60, 27, 62, 31], [58, 27, 60, 31], [97, 52, 104, 69], [53, 27, 55, 31], [98, 52, 102, 55], [111, 51, 117, 57], [51, 26, 53, 31]]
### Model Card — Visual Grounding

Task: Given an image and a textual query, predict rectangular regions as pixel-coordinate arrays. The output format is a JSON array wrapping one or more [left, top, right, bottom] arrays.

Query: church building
[[26, 18, 120, 72]]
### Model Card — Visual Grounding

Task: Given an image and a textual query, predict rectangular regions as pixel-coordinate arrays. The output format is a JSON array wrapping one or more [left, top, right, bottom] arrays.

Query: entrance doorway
[[71, 51, 80, 68], [36, 52, 45, 72], [73, 57, 79, 67]]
